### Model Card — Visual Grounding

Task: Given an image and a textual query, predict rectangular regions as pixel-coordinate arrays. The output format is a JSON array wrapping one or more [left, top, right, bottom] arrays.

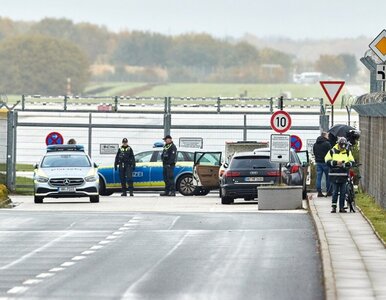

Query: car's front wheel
[[99, 177, 114, 196], [34, 196, 43, 204], [177, 174, 195, 196], [90, 195, 99, 203]]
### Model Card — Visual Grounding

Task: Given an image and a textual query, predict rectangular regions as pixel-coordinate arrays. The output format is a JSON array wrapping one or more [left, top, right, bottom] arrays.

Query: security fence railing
[[4, 96, 328, 192]]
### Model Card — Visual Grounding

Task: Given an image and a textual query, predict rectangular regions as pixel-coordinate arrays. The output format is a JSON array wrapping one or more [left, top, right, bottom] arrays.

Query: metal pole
[[269, 98, 273, 113], [114, 96, 118, 112], [22, 95, 25, 111], [279, 163, 282, 185], [346, 105, 351, 126], [331, 105, 334, 126], [243, 114, 247, 141], [88, 113, 92, 158], [6, 111, 15, 191], [64, 95, 68, 111], [217, 97, 221, 113]]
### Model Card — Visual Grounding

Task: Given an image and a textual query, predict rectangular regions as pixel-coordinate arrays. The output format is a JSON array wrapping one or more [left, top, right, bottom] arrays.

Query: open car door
[[193, 152, 222, 191], [296, 150, 311, 185]]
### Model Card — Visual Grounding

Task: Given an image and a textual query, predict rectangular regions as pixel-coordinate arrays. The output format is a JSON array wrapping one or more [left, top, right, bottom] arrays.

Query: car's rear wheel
[[34, 196, 43, 204], [221, 196, 234, 205], [90, 195, 99, 203], [177, 174, 195, 196]]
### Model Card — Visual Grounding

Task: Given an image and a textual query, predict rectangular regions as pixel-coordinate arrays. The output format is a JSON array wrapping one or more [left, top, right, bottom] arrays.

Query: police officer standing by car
[[160, 135, 177, 196], [115, 138, 135, 197]]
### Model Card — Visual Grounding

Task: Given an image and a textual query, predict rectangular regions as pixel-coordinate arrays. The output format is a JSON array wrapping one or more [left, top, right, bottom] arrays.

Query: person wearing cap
[[115, 138, 136, 196], [324, 137, 355, 213], [160, 135, 177, 196]]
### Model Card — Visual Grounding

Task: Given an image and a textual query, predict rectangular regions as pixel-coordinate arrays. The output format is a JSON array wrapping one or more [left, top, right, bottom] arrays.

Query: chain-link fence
[[0, 110, 7, 185], [5, 96, 327, 192], [354, 92, 386, 209]]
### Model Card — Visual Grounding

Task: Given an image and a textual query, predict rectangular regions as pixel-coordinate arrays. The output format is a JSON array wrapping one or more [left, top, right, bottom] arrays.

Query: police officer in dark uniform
[[160, 135, 177, 196], [114, 138, 135, 196]]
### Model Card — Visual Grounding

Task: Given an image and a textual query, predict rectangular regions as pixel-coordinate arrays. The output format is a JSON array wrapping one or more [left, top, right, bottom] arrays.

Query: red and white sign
[[319, 81, 345, 105], [270, 111, 292, 133]]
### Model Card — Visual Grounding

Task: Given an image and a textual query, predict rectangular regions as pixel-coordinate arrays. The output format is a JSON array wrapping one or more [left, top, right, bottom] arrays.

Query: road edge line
[[307, 197, 337, 300]]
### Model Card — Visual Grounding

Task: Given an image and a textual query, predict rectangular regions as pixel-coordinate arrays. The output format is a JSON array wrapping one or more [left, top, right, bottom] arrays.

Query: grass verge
[[0, 184, 10, 208], [356, 193, 386, 243]]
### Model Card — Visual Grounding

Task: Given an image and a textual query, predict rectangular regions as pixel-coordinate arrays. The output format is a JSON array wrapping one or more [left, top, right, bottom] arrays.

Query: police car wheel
[[99, 178, 113, 196], [34, 196, 43, 204], [90, 196, 99, 203], [177, 174, 195, 196]]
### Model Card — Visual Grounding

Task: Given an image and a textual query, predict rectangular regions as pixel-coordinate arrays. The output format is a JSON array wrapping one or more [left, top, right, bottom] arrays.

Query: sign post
[[270, 109, 292, 185], [319, 81, 345, 126]]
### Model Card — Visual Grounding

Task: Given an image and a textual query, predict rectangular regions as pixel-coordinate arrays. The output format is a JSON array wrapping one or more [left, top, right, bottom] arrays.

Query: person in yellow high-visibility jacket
[[324, 137, 355, 213]]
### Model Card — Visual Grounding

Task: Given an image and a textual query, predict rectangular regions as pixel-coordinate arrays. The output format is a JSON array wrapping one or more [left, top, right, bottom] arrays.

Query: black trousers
[[119, 165, 133, 192], [163, 164, 175, 193]]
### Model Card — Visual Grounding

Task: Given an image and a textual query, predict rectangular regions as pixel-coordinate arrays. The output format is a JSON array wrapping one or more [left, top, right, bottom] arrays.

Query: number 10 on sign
[[270, 111, 292, 133]]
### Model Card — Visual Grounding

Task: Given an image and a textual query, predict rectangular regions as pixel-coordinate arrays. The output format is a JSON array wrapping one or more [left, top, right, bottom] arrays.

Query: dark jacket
[[161, 143, 177, 165], [313, 136, 331, 163], [115, 145, 135, 168]]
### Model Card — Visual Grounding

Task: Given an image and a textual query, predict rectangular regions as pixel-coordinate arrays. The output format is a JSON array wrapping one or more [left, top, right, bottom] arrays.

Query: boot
[[129, 191, 134, 197], [160, 191, 169, 196], [339, 208, 347, 213], [326, 191, 333, 197], [331, 206, 336, 213], [169, 192, 176, 196], [317, 191, 324, 197], [121, 192, 127, 197]]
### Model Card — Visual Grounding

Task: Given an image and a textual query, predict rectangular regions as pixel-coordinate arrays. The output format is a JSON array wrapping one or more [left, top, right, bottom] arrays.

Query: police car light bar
[[47, 145, 85, 152]]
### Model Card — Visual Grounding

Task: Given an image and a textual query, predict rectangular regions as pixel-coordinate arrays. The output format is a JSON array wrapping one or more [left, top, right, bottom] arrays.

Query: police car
[[33, 145, 99, 203], [98, 144, 206, 196]]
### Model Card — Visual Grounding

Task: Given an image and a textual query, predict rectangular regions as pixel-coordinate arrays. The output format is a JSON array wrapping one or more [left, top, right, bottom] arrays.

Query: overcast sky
[[2, 0, 385, 39]]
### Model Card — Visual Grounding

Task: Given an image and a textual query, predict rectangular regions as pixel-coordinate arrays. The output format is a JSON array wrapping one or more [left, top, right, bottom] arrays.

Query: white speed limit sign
[[270, 111, 292, 133]]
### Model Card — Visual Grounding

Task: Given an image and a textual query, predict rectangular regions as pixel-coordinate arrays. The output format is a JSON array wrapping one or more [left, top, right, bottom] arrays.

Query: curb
[[356, 205, 386, 248], [307, 197, 337, 300]]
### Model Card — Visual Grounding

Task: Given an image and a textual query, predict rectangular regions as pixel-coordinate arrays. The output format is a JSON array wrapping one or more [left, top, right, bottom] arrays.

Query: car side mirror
[[34, 163, 38, 169], [285, 162, 291, 168], [94, 163, 99, 168], [223, 163, 229, 169]]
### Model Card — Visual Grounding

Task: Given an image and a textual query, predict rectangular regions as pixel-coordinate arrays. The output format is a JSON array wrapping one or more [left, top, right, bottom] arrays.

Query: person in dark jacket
[[313, 132, 332, 197], [160, 135, 177, 196], [114, 138, 135, 196]]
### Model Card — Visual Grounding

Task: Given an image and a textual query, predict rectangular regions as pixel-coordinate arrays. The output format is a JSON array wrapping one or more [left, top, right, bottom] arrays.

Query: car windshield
[[230, 156, 279, 169], [41, 154, 91, 168]]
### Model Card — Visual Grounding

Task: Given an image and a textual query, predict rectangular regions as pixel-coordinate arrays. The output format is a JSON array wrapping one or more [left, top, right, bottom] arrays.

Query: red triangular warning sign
[[319, 81, 345, 105]]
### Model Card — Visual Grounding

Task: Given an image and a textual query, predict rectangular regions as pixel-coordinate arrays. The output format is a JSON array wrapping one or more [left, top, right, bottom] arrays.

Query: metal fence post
[[6, 111, 16, 191], [64, 95, 68, 111], [269, 98, 274, 113], [163, 97, 171, 137], [88, 113, 92, 158], [114, 96, 118, 112], [217, 97, 221, 113], [243, 115, 247, 141], [22, 95, 25, 111]]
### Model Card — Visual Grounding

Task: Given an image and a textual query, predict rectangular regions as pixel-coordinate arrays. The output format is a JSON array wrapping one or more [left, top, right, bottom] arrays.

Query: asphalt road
[[0, 195, 324, 300]]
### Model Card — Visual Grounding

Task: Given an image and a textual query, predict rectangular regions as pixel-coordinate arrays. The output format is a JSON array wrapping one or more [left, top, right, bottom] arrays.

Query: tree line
[[0, 17, 358, 95]]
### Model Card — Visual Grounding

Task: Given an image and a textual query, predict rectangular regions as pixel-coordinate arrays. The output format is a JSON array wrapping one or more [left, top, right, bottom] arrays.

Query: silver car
[[33, 145, 99, 203]]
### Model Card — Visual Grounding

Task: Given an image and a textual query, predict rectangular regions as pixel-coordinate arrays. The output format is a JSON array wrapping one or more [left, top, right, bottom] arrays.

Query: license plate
[[245, 177, 264, 182], [58, 186, 76, 192]]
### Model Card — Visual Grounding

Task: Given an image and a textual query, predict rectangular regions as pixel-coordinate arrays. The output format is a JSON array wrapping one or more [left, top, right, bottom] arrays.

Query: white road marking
[[119, 227, 130, 230], [7, 286, 29, 294], [128, 220, 140, 223], [90, 245, 104, 250], [82, 250, 96, 255], [124, 223, 136, 227], [167, 216, 181, 230], [23, 279, 42, 285], [113, 231, 124, 235], [72, 256, 86, 261], [49, 267, 65, 272], [99, 240, 112, 245], [61, 261, 75, 267], [106, 235, 119, 240], [36, 273, 55, 279], [0, 232, 71, 270]]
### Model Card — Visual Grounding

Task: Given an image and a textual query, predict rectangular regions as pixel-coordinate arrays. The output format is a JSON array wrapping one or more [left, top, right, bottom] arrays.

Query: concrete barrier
[[258, 186, 303, 210]]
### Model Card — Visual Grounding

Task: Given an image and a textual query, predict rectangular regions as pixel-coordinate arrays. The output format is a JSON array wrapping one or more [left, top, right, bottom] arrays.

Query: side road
[[309, 195, 386, 300]]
